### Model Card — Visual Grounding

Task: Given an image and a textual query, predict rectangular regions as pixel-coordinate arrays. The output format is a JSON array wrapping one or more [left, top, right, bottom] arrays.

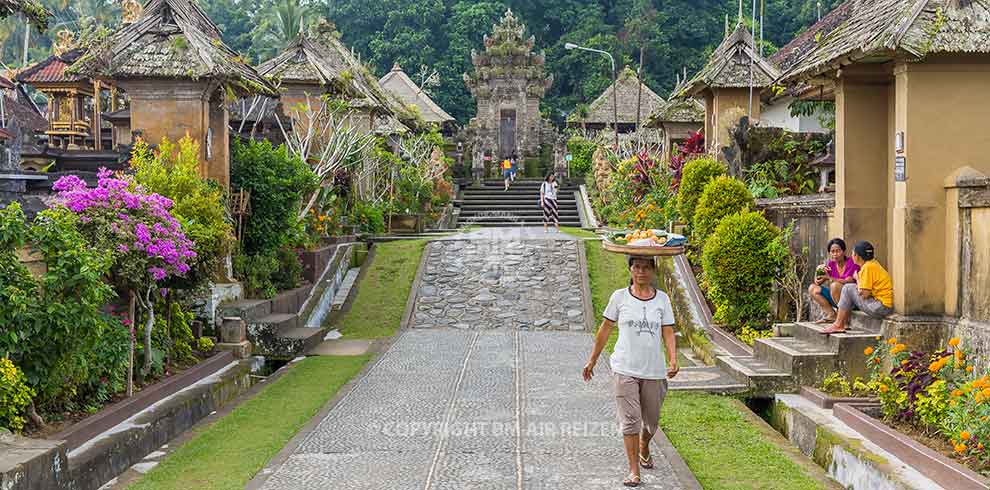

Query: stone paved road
[[257, 330, 697, 490], [255, 230, 699, 490]]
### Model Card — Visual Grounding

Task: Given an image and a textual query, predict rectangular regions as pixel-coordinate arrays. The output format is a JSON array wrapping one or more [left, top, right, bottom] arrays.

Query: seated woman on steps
[[822, 241, 894, 334], [808, 238, 860, 324]]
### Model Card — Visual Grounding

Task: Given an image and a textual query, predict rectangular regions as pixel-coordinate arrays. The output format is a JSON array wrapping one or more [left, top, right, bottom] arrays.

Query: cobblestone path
[[255, 230, 699, 490]]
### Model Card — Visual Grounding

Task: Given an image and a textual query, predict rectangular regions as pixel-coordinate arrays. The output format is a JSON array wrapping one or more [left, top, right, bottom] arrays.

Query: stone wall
[[946, 168, 990, 367]]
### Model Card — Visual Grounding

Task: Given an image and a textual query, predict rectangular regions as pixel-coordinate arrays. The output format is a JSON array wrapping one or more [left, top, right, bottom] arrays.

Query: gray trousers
[[838, 283, 893, 317]]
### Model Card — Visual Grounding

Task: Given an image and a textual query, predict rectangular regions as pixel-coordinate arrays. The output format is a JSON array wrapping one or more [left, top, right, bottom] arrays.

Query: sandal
[[639, 452, 654, 469], [820, 324, 846, 335], [623, 473, 641, 487], [814, 316, 834, 324]]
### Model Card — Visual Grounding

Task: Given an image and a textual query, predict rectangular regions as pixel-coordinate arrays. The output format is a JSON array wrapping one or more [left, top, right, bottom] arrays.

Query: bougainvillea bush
[[52, 169, 196, 377], [868, 337, 990, 473]]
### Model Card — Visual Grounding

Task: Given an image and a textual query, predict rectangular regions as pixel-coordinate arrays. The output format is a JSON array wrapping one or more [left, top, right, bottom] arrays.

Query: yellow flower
[[864, 346, 875, 356], [888, 338, 898, 345], [953, 389, 964, 397], [968, 366, 975, 373], [983, 416, 989, 422], [949, 337, 961, 347], [891, 344, 907, 354], [956, 350, 965, 361], [874, 357, 882, 365], [878, 384, 889, 393], [955, 443, 968, 453], [961, 431, 972, 440], [982, 388, 990, 398]]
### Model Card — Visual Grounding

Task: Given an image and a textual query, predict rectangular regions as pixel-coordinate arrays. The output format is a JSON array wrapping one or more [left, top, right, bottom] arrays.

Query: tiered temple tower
[[464, 9, 553, 167]]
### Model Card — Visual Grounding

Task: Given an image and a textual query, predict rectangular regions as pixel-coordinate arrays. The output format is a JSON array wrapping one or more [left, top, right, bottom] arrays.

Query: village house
[[645, 97, 704, 161], [379, 63, 455, 135], [776, 0, 990, 356], [71, 0, 278, 189], [567, 65, 666, 138], [677, 21, 779, 157]]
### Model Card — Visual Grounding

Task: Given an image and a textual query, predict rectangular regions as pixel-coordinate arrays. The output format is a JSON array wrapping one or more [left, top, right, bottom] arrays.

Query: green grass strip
[[128, 356, 369, 490], [661, 392, 826, 490], [334, 239, 427, 339]]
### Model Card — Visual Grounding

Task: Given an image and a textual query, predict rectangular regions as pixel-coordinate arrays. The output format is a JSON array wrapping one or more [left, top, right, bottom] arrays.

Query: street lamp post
[[565, 42, 619, 150]]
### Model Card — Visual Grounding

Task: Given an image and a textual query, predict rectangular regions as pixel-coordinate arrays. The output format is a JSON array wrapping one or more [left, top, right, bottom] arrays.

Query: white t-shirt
[[603, 287, 675, 380], [541, 181, 558, 201]]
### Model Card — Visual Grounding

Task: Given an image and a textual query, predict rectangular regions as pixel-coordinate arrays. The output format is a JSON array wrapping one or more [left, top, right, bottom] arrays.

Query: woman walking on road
[[583, 256, 679, 487], [540, 173, 560, 232]]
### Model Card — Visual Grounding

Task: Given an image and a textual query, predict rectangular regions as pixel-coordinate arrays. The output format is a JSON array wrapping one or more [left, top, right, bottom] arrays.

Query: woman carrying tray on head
[[583, 255, 679, 487], [540, 173, 560, 233]]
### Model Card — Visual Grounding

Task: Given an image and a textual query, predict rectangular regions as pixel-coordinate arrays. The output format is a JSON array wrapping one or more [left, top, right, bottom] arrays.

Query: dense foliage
[[566, 135, 597, 178], [5, 1, 841, 123], [0, 357, 33, 432], [676, 157, 725, 228], [592, 152, 676, 229], [701, 210, 784, 331], [692, 176, 754, 244], [131, 136, 234, 287], [0, 203, 129, 417], [742, 130, 828, 198]]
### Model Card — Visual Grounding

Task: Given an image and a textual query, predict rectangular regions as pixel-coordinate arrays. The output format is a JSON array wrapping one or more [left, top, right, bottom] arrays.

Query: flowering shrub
[[52, 169, 196, 285], [737, 325, 773, 346], [0, 357, 34, 432], [669, 131, 705, 190], [595, 152, 677, 229], [52, 168, 196, 377], [868, 336, 990, 470]]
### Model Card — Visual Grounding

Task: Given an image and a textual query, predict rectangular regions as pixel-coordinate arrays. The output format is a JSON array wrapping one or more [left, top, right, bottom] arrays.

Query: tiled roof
[[571, 66, 666, 125], [16, 49, 86, 85], [71, 0, 276, 97], [779, 0, 990, 82], [0, 76, 13, 89], [677, 23, 780, 97], [379, 64, 454, 123], [3, 89, 47, 134]]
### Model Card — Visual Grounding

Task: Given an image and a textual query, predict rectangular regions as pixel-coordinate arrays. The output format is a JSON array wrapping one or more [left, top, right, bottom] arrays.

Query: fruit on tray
[[605, 229, 684, 248]]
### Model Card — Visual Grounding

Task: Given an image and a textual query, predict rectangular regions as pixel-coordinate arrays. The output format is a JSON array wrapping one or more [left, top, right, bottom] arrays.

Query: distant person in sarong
[[583, 255, 679, 487], [540, 173, 560, 233]]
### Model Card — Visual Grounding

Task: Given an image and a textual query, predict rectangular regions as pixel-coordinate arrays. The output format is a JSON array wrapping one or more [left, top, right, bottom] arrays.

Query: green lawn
[[128, 356, 369, 490], [334, 239, 428, 339], [661, 392, 828, 490]]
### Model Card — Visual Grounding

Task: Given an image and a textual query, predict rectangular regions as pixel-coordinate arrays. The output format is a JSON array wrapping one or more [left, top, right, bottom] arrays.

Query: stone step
[[753, 337, 837, 386], [457, 219, 583, 227], [808, 302, 887, 332], [331, 268, 360, 310], [458, 202, 579, 209], [274, 327, 325, 357], [460, 193, 580, 201], [459, 209, 580, 217], [716, 355, 795, 396], [791, 322, 879, 381], [218, 298, 271, 322]]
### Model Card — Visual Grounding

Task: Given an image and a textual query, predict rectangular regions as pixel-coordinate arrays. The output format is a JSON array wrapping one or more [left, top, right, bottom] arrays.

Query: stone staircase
[[220, 286, 324, 360], [717, 311, 885, 396], [455, 179, 582, 227]]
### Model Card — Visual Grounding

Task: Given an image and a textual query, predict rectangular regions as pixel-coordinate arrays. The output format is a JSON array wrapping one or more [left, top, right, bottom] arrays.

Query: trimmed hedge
[[676, 158, 725, 227], [702, 211, 785, 331], [693, 176, 755, 244]]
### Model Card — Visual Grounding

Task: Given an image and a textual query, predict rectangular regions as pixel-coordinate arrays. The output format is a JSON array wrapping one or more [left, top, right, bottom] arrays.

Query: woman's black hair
[[826, 238, 847, 253], [545, 172, 556, 182]]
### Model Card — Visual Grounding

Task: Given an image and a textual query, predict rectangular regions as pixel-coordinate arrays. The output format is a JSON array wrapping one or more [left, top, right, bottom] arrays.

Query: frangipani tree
[[273, 94, 374, 219], [52, 169, 196, 378]]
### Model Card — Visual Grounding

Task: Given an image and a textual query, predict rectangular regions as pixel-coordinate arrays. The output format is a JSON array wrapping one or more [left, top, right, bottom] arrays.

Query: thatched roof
[[677, 23, 780, 97], [2, 88, 47, 134], [0, 0, 50, 31], [779, 0, 990, 83], [379, 63, 454, 124], [71, 0, 276, 97], [571, 66, 665, 125], [648, 97, 705, 125], [257, 26, 422, 130]]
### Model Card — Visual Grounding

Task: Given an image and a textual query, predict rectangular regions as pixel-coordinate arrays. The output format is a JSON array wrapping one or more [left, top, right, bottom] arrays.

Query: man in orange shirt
[[823, 241, 894, 334], [501, 158, 513, 191]]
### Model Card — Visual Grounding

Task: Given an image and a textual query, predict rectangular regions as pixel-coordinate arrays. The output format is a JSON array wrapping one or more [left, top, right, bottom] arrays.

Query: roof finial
[[392, 62, 401, 71], [737, 0, 744, 27]]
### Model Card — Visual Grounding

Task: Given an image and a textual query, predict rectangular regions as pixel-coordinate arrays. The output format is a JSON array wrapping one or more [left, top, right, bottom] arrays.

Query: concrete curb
[[654, 428, 703, 490], [575, 238, 597, 332], [399, 239, 433, 330]]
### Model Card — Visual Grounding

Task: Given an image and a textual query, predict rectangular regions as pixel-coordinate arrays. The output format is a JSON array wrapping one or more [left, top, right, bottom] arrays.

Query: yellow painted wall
[[710, 88, 761, 154], [832, 78, 891, 266], [892, 57, 990, 315]]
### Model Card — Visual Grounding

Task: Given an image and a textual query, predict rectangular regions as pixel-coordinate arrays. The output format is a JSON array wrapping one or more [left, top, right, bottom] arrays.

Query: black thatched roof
[[71, 0, 276, 97], [779, 0, 990, 83]]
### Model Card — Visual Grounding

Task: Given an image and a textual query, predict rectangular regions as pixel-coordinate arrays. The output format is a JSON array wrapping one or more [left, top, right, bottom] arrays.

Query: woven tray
[[601, 240, 686, 256]]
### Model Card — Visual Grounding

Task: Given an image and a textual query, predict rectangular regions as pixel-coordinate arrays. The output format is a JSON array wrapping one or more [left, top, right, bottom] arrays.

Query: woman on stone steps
[[583, 255, 679, 487], [540, 173, 560, 233]]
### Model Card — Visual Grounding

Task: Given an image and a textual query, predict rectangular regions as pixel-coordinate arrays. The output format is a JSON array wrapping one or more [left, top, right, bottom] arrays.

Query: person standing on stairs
[[583, 255, 680, 488], [502, 157, 513, 191], [510, 153, 518, 182], [809, 238, 860, 323], [822, 240, 894, 334], [540, 173, 560, 233]]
